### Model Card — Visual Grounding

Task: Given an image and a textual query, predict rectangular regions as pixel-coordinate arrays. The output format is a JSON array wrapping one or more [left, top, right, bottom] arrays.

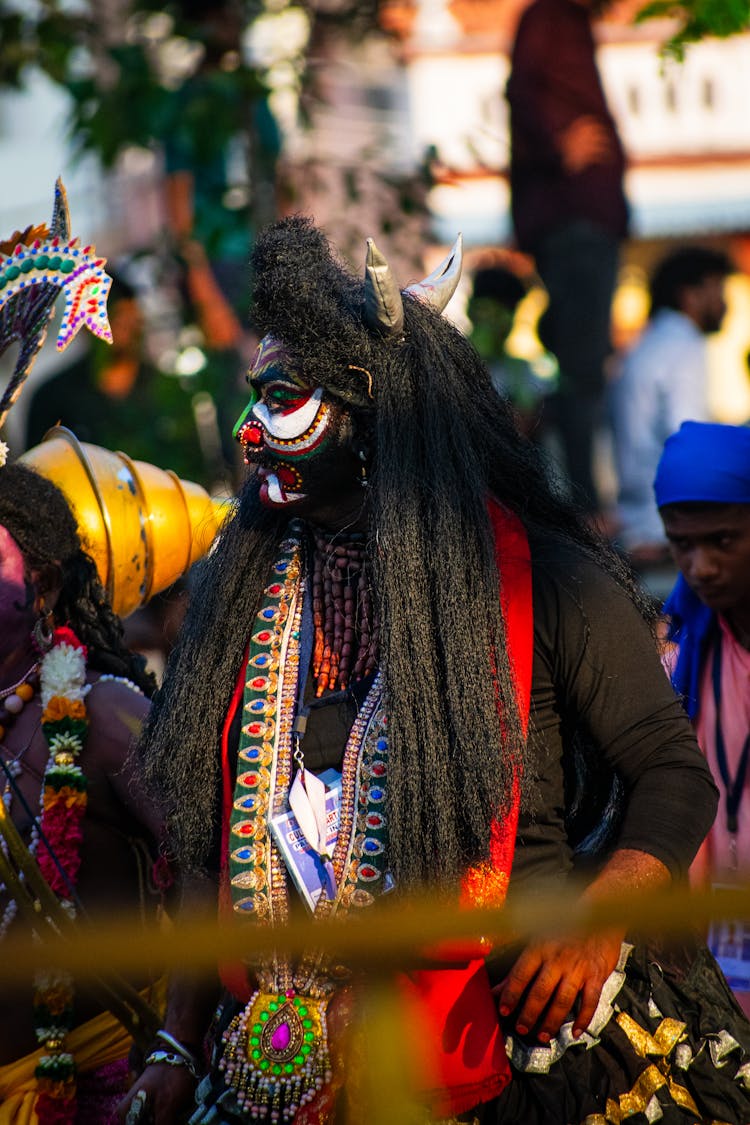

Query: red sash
[[218, 501, 533, 1116], [397, 500, 532, 1116]]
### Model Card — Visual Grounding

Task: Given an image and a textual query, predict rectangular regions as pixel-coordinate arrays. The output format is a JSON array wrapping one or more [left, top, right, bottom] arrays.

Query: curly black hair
[[0, 462, 155, 696]]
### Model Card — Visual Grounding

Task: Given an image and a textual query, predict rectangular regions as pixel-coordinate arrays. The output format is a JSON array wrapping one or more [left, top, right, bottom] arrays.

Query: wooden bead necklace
[[310, 530, 379, 695]]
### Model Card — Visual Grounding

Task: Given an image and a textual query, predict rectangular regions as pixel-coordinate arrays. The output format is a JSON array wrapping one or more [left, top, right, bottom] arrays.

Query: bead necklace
[[310, 528, 378, 695], [0, 662, 40, 742], [0, 723, 41, 939], [29, 627, 90, 1125]]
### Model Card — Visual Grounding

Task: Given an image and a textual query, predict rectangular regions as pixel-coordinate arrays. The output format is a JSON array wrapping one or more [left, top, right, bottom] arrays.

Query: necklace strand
[[0, 661, 40, 700]]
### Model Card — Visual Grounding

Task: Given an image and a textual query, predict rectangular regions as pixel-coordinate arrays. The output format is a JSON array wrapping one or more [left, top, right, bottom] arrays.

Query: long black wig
[[138, 216, 653, 887]]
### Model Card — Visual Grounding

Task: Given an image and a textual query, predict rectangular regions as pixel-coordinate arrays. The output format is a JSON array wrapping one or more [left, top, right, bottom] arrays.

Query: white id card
[[269, 771, 341, 912]]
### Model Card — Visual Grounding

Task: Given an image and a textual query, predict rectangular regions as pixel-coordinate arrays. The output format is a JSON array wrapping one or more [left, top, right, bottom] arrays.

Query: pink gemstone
[[270, 1021, 291, 1051]]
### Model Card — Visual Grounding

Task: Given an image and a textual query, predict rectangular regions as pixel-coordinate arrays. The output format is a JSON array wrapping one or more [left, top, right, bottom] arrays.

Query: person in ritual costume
[[120, 217, 750, 1125], [0, 463, 162, 1125]]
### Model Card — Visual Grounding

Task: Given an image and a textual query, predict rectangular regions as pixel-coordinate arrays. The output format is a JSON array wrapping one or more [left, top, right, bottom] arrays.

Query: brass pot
[[21, 426, 226, 617]]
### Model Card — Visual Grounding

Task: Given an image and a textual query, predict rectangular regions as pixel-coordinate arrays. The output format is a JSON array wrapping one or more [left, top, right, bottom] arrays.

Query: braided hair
[[0, 462, 155, 696]]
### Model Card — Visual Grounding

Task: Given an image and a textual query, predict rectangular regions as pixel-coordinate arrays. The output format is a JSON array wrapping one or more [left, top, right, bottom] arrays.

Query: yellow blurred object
[[20, 426, 226, 617]]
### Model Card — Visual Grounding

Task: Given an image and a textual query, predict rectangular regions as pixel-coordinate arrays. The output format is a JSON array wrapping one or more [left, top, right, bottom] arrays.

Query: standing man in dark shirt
[[506, 0, 628, 514]]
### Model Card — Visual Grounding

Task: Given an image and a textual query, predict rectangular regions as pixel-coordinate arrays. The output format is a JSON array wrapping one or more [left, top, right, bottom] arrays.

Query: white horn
[[405, 233, 463, 314]]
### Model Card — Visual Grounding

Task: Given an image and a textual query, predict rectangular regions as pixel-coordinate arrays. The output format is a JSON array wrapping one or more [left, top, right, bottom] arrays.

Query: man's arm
[[494, 550, 717, 1043], [116, 874, 222, 1123], [495, 848, 669, 1043], [507, 4, 616, 168]]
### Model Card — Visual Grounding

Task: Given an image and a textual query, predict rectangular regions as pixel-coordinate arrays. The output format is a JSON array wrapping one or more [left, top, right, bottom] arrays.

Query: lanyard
[[288, 577, 345, 877], [711, 635, 750, 836]]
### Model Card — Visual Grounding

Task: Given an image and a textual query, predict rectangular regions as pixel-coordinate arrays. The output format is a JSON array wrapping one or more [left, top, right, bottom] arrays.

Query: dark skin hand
[[494, 848, 670, 1042], [558, 115, 614, 174], [118, 1065, 198, 1125], [116, 873, 221, 1125]]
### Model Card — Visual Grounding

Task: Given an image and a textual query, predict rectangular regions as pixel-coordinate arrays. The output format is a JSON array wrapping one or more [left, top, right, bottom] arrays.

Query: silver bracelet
[[144, 1048, 200, 1080], [156, 1028, 200, 1068]]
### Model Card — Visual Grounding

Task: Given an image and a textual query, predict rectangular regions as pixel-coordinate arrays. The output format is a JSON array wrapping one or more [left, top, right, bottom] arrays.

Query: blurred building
[[380, 0, 750, 244], [379, 0, 750, 422]]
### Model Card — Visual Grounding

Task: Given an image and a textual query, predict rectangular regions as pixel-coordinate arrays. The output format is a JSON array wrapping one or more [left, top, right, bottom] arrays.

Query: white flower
[[0, 440, 8, 468], [48, 732, 84, 754], [35, 1028, 69, 1044], [40, 644, 87, 708]]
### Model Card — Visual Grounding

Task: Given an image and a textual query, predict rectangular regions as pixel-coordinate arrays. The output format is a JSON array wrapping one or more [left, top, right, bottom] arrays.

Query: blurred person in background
[[506, 0, 628, 515], [655, 421, 750, 1017], [25, 273, 207, 485], [0, 463, 163, 1124], [611, 247, 732, 563], [468, 264, 551, 437]]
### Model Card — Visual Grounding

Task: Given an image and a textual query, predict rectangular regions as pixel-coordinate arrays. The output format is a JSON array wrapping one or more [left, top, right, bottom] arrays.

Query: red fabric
[[399, 501, 532, 1116], [52, 626, 86, 655]]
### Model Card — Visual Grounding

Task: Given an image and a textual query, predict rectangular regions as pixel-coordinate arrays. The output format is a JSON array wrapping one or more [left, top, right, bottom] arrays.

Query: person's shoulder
[[529, 534, 602, 581], [86, 674, 149, 728], [620, 312, 697, 378], [514, 0, 559, 37], [647, 308, 702, 346], [529, 535, 634, 612]]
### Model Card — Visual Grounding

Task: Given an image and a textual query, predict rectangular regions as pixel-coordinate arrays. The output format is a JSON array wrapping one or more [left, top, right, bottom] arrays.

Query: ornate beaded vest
[[217, 502, 533, 1122]]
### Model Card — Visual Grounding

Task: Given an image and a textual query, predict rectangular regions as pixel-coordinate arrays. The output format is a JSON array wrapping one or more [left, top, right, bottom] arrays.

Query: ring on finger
[[125, 1088, 148, 1125]]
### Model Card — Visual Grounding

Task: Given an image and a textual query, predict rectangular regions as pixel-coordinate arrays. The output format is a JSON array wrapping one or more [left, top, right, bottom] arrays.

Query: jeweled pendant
[[219, 989, 331, 1122]]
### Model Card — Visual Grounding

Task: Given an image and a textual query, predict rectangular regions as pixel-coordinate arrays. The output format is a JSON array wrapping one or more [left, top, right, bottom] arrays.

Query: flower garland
[[33, 626, 90, 1125]]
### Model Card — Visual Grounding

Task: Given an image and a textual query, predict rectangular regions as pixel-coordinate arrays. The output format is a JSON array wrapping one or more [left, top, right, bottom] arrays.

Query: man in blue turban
[[656, 419, 750, 1011]]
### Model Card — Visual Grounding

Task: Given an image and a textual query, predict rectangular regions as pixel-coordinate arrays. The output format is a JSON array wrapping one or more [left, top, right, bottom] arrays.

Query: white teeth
[[267, 474, 284, 504]]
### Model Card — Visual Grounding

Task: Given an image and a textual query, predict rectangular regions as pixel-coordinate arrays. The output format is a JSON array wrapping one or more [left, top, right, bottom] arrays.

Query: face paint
[[234, 336, 342, 510]]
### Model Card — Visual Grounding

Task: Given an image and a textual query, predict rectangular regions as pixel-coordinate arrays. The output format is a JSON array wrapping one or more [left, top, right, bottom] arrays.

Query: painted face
[[234, 336, 361, 517], [0, 524, 34, 659], [661, 504, 750, 616]]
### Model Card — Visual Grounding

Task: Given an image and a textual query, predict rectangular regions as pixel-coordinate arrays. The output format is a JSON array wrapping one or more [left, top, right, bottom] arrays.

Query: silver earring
[[32, 607, 54, 653]]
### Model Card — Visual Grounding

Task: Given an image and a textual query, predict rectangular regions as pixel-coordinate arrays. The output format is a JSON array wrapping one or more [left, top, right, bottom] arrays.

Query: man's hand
[[493, 927, 624, 1043], [558, 116, 614, 174], [116, 1063, 198, 1124], [494, 849, 671, 1043]]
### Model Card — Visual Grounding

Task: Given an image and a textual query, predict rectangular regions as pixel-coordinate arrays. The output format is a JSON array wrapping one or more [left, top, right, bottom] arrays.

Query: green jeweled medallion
[[219, 989, 331, 1121]]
